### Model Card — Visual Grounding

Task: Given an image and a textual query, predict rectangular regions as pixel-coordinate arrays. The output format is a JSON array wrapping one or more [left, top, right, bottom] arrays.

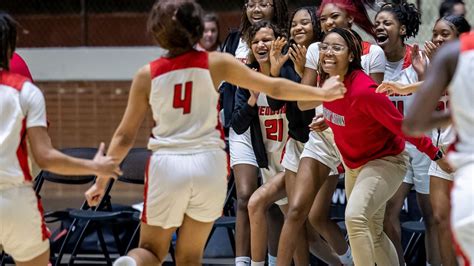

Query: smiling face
[[431, 19, 457, 46], [374, 11, 405, 50], [319, 32, 352, 77], [246, 0, 274, 25], [319, 3, 353, 33], [251, 27, 275, 64], [290, 9, 314, 47]]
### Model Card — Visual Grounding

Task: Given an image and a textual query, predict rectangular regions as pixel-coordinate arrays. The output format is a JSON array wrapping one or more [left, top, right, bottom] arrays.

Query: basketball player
[[0, 11, 122, 266], [403, 31, 474, 265], [84, 1, 346, 266]]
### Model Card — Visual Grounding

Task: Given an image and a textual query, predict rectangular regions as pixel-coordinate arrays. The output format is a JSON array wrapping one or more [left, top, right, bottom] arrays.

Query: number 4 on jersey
[[173, 82, 193, 114]]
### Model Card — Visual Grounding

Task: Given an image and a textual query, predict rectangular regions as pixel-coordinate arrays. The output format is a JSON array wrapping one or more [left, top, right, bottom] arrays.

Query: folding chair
[[31, 147, 102, 266], [116, 148, 175, 262], [402, 218, 426, 264], [205, 170, 237, 255]]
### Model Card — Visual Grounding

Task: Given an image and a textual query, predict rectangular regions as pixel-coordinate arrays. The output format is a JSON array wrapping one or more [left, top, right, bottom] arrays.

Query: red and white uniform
[[143, 50, 227, 228], [448, 32, 474, 263], [257, 93, 288, 205], [0, 71, 49, 262], [385, 45, 431, 194], [302, 42, 385, 173], [429, 91, 455, 181]]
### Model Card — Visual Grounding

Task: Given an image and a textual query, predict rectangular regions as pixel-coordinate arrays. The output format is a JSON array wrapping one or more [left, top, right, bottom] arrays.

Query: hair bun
[[175, 2, 203, 40]]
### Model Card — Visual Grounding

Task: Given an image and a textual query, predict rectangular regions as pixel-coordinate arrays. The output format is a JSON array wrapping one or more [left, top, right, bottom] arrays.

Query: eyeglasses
[[318, 43, 347, 54], [245, 2, 274, 10]]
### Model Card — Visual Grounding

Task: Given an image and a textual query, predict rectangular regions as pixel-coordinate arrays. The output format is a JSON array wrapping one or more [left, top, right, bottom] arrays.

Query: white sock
[[426, 263, 432, 266], [251, 260, 265, 266], [338, 246, 353, 265], [236, 256, 251, 266], [113, 256, 137, 266], [268, 253, 277, 266]]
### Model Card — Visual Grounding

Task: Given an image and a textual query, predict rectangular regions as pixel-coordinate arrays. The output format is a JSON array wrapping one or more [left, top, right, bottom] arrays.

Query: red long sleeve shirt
[[322, 70, 438, 169]]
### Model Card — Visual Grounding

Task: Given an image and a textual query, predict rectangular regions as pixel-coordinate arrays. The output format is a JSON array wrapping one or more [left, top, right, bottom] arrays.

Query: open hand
[[270, 37, 290, 77], [289, 43, 307, 77]]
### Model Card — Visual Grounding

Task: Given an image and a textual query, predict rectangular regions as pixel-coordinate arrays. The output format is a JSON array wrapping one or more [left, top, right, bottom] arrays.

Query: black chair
[[31, 147, 106, 266], [116, 148, 176, 262], [205, 170, 237, 255], [402, 218, 426, 264]]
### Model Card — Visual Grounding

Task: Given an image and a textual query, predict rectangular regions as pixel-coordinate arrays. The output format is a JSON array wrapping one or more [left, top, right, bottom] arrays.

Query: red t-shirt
[[322, 70, 438, 169], [10, 52, 33, 80]]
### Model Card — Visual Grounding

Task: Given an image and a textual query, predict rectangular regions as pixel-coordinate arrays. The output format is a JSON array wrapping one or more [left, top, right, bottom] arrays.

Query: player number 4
[[173, 82, 193, 114]]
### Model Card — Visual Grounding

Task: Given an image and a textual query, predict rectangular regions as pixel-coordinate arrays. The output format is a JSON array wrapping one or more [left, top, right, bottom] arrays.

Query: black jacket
[[266, 61, 315, 143], [219, 30, 242, 130], [231, 61, 314, 168]]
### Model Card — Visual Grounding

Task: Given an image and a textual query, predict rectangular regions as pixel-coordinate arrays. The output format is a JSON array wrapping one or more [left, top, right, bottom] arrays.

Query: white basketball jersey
[[147, 50, 225, 153], [256, 93, 288, 153], [448, 33, 474, 166], [0, 72, 34, 187], [386, 45, 419, 116]]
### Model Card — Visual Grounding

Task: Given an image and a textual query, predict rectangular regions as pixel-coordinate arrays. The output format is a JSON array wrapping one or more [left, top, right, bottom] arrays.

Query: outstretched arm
[[403, 40, 460, 136], [209, 52, 346, 102], [85, 65, 151, 205]]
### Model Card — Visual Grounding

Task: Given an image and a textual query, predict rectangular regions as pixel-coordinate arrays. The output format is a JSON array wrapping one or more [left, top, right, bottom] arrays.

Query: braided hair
[[438, 14, 471, 36], [148, 0, 204, 51], [378, 1, 421, 41], [0, 11, 17, 71]]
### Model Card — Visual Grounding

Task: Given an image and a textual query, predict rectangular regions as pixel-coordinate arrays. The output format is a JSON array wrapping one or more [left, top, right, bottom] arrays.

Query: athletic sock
[[251, 260, 265, 266], [236, 256, 251, 266], [268, 253, 277, 266], [338, 246, 353, 265], [113, 256, 137, 266]]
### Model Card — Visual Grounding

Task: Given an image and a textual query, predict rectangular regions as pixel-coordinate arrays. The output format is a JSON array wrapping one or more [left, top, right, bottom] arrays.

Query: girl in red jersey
[[277, 1, 384, 265], [0, 11, 121, 266], [316, 27, 450, 266], [84, 1, 346, 265]]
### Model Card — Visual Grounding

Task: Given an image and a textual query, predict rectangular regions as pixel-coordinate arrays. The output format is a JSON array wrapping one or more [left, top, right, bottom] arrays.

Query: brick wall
[[39, 81, 154, 149]]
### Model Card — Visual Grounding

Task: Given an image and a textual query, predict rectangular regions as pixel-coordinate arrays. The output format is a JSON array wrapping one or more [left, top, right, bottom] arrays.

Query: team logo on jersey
[[323, 107, 345, 126]]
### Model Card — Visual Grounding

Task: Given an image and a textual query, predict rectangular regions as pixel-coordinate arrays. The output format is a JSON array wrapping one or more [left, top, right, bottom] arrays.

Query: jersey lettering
[[265, 118, 284, 142], [391, 100, 404, 114], [173, 82, 193, 114]]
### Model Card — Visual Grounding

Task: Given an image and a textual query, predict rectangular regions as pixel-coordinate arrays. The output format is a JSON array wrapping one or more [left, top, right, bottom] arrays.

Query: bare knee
[[248, 192, 267, 217], [175, 252, 202, 266], [286, 202, 310, 225], [310, 212, 332, 233]]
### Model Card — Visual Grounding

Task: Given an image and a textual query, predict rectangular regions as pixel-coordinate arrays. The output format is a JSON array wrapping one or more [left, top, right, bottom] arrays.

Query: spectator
[[196, 13, 221, 51]]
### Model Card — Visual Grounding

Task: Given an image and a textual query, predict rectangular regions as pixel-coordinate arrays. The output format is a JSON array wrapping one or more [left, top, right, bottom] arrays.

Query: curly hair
[[377, 1, 421, 40], [289, 6, 322, 44], [246, 21, 286, 64], [148, 0, 204, 51], [0, 11, 17, 71]]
